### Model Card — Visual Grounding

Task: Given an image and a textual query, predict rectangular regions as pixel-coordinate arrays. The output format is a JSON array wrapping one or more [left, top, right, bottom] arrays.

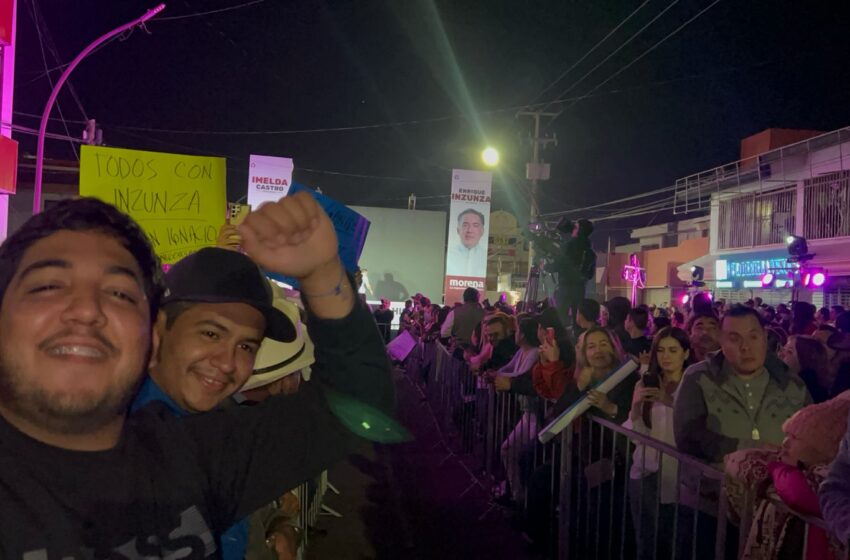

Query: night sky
[[13, 0, 850, 241]]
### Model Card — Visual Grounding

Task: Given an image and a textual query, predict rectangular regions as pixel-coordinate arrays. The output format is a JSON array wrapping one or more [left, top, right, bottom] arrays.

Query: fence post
[[558, 427, 574, 560]]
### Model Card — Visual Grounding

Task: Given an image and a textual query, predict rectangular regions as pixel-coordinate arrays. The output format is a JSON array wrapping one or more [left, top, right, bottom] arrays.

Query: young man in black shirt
[[0, 194, 395, 557], [623, 306, 652, 359]]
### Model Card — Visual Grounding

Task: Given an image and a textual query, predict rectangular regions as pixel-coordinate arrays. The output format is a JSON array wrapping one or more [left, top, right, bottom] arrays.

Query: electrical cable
[[6, 121, 85, 143], [539, 0, 681, 115], [524, 0, 651, 108], [550, 0, 724, 124], [157, 0, 267, 21], [31, 0, 89, 121], [15, 59, 766, 137], [26, 0, 80, 160]]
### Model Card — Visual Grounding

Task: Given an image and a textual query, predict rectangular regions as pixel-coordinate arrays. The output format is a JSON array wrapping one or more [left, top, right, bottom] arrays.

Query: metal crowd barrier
[[408, 339, 848, 560], [407, 341, 562, 555], [558, 415, 850, 560]]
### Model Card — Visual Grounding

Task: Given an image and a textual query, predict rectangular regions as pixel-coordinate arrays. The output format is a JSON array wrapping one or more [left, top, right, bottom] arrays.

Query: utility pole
[[517, 110, 558, 274]]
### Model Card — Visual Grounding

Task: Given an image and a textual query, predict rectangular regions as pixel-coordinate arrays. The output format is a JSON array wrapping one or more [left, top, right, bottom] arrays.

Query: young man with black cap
[[129, 246, 302, 559], [0, 192, 397, 557]]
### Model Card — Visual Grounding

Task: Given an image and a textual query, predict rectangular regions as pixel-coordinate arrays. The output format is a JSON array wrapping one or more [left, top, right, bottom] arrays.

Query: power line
[[26, 0, 80, 159], [29, 0, 89, 121], [6, 121, 85, 143], [539, 184, 678, 218], [539, 0, 681, 115], [18, 34, 125, 88], [552, 0, 724, 123], [526, 0, 650, 108], [14, 59, 763, 138], [157, 0, 267, 21]]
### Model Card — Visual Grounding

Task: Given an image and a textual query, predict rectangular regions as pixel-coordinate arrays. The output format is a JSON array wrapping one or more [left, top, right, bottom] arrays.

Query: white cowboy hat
[[240, 294, 315, 392]]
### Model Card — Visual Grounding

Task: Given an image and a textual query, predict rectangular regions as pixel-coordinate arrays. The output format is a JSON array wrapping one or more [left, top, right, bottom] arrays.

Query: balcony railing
[[803, 170, 850, 240], [716, 187, 796, 250]]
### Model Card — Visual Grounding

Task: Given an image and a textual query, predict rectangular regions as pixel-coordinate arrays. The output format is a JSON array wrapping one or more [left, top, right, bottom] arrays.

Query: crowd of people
[[395, 286, 850, 559]]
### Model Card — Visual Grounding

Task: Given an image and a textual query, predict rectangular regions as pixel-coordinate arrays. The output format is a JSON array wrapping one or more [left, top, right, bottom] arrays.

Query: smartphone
[[643, 372, 661, 388], [227, 203, 251, 226], [546, 327, 556, 344]]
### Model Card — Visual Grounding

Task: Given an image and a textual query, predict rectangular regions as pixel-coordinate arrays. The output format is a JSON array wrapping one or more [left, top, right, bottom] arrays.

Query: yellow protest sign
[[80, 145, 227, 264]]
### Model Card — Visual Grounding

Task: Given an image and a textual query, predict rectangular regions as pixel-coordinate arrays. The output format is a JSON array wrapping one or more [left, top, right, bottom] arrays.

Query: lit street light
[[482, 146, 500, 167]]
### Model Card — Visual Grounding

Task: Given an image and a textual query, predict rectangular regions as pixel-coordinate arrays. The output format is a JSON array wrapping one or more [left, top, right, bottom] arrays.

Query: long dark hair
[[643, 326, 691, 427]]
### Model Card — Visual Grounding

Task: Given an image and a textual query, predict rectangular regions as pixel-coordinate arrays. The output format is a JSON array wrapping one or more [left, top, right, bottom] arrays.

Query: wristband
[[300, 267, 348, 298]]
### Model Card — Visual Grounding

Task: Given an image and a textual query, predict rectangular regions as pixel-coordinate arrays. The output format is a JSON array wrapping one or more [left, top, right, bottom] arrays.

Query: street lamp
[[481, 146, 500, 167], [33, 4, 167, 214]]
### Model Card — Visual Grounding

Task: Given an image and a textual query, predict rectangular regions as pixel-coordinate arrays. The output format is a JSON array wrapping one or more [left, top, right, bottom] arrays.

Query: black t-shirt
[[0, 302, 393, 558], [483, 338, 519, 372], [623, 335, 652, 358]]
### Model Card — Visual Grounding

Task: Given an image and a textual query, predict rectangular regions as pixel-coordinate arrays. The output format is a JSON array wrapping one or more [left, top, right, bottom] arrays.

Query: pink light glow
[[812, 272, 827, 287], [681, 294, 690, 305], [761, 272, 775, 287]]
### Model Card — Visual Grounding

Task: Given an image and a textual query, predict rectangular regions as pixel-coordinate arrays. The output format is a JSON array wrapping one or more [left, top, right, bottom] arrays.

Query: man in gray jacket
[[674, 305, 811, 466], [672, 305, 810, 558]]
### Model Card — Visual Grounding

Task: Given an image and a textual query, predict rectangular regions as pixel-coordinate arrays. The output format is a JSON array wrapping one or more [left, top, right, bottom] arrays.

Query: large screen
[[350, 206, 447, 304]]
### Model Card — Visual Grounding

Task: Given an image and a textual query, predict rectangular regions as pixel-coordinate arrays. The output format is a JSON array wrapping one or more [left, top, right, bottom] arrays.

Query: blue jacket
[[132, 377, 249, 560]]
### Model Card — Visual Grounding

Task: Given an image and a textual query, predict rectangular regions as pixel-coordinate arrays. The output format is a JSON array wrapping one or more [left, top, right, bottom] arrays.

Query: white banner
[[444, 169, 492, 305], [248, 154, 294, 209]]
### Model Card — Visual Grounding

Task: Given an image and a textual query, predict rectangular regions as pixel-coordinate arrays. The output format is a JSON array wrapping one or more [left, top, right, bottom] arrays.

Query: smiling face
[[0, 231, 152, 435], [583, 330, 617, 371], [457, 211, 484, 249], [150, 302, 265, 413]]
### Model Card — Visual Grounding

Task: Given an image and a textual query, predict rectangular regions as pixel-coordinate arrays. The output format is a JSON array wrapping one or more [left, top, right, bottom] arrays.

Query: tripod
[[523, 264, 541, 309]]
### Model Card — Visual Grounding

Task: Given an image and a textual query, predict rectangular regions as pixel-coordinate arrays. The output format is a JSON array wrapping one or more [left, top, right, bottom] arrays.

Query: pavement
[[306, 369, 538, 560]]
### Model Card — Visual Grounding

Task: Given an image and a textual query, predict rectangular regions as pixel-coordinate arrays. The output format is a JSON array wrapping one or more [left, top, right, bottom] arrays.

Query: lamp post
[[33, 4, 166, 214]]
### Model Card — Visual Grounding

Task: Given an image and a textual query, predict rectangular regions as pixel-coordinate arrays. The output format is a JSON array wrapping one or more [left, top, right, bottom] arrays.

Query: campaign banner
[[248, 154, 294, 209], [444, 169, 492, 305], [79, 145, 226, 264], [265, 183, 370, 289]]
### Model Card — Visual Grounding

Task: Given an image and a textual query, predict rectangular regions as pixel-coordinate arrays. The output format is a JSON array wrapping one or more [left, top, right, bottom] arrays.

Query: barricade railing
[[407, 340, 561, 554], [404, 340, 848, 559], [558, 415, 849, 560]]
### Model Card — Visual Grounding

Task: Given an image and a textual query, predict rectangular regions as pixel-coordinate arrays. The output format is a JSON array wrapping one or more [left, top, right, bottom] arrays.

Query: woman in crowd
[[780, 335, 832, 403], [553, 327, 634, 420], [553, 327, 637, 560], [491, 315, 541, 505], [625, 327, 691, 560], [529, 308, 576, 402]]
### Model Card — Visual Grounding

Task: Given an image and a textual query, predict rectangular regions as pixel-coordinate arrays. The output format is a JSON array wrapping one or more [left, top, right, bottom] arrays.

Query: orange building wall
[[605, 237, 709, 290], [740, 128, 823, 160]]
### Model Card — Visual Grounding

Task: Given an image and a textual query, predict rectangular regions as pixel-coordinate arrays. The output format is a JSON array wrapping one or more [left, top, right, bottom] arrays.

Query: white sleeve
[[440, 310, 455, 339]]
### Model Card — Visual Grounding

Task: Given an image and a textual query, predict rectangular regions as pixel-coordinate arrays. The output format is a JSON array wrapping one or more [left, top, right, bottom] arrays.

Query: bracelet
[[300, 267, 348, 298]]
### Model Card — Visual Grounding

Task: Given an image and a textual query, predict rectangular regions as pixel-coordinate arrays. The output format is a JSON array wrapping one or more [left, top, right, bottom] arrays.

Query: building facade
[[674, 127, 850, 308]]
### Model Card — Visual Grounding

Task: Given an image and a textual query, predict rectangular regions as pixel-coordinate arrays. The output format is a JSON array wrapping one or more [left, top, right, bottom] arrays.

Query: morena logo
[[448, 279, 484, 289]]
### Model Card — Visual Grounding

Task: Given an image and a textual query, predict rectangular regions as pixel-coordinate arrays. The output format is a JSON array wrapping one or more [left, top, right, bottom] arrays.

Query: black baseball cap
[[161, 248, 296, 342]]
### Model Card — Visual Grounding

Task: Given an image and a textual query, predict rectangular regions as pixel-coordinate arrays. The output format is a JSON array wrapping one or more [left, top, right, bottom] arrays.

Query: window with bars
[[716, 188, 796, 250], [803, 171, 850, 240]]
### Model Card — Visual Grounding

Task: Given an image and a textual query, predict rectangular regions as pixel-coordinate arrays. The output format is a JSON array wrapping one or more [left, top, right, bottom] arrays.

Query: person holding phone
[[625, 326, 691, 560]]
